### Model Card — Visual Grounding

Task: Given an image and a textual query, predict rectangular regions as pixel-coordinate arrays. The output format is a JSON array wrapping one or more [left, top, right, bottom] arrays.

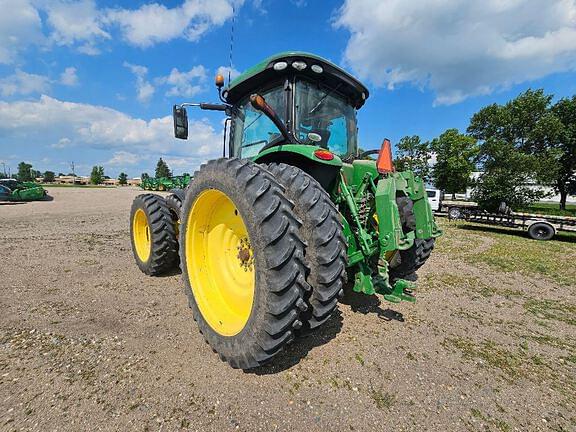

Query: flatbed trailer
[[450, 207, 576, 240]]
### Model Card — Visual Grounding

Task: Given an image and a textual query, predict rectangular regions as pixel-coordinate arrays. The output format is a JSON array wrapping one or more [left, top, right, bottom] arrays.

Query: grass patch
[[524, 333, 576, 351], [524, 299, 576, 326], [445, 338, 524, 380], [470, 408, 511, 432], [424, 273, 522, 299], [436, 220, 576, 286], [369, 387, 395, 410], [517, 202, 576, 217]]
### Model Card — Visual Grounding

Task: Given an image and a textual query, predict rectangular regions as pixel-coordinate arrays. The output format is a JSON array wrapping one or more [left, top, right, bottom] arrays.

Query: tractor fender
[[254, 146, 342, 192]]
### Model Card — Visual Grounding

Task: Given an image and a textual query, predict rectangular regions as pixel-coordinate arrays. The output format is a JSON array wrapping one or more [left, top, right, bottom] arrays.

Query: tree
[[471, 141, 544, 211], [393, 136, 431, 182], [155, 158, 172, 178], [431, 129, 479, 198], [90, 166, 104, 185], [118, 172, 128, 186], [549, 96, 576, 210], [17, 162, 33, 182], [43, 171, 55, 183], [467, 89, 556, 210]]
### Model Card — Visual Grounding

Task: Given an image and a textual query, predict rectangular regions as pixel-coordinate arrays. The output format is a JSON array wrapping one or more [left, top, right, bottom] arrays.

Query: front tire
[[180, 159, 310, 369]]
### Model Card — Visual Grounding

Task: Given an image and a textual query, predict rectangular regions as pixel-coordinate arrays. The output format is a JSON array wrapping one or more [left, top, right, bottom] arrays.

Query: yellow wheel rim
[[185, 189, 255, 336], [133, 208, 151, 262]]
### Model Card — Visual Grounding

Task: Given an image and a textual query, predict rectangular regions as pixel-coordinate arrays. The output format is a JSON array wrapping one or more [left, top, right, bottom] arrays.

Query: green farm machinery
[[0, 179, 47, 202], [129, 52, 441, 369], [140, 175, 191, 191]]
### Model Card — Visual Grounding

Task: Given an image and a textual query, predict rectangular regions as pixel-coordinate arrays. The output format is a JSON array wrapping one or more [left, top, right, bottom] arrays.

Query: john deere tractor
[[129, 52, 441, 369]]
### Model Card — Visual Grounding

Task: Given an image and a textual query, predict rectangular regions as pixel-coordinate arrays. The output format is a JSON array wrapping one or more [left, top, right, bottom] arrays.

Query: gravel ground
[[1, 187, 575, 431]]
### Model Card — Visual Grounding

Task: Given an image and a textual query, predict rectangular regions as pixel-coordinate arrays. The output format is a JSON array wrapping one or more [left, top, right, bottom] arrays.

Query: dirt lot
[[1, 187, 575, 431]]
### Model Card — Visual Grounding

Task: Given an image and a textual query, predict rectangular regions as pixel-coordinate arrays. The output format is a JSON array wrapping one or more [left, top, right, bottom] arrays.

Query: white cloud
[[0, 70, 51, 97], [106, 151, 145, 165], [60, 67, 79, 86], [0, 0, 45, 63], [336, 0, 576, 105], [0, 95, 222, 163], [157, 65, 207, 97], [0, 1, 241, 61], [43, 0, 110, 48], [123, 62, 147, 77], [104, 0, 241, 47], [52, 137, 72, 149], [217, 66, 241, 82], [123, 61, 155, 103]]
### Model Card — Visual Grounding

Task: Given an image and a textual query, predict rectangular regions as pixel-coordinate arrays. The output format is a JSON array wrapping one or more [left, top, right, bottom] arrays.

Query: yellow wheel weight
[[132, 208, 151, 262], [185, 189, 255, 336]]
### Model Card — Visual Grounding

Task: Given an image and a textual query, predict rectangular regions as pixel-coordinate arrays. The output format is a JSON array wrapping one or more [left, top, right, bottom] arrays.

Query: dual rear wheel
[[129, 159, 345, 369]]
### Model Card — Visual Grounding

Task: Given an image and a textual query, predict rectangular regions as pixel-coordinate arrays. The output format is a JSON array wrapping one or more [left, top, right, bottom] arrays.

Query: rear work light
[[314, 149, 334, 161], [376, 138, 394, 173]]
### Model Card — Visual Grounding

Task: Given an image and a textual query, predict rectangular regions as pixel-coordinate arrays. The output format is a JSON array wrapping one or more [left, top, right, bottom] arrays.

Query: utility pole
[[70, 161, 75, 185]]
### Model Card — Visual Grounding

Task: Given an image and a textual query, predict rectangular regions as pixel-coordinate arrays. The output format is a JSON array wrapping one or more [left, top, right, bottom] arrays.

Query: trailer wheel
[[528, 222, 555, 241], [448, 207, 462, 220]]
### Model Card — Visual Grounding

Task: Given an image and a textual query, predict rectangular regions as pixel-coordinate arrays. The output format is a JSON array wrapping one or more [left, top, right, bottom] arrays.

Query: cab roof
[[224, 51, 369, 109]]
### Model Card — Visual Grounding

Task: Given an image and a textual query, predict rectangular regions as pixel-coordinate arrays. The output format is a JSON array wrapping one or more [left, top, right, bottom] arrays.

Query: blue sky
[[1, 0, 575, 178]]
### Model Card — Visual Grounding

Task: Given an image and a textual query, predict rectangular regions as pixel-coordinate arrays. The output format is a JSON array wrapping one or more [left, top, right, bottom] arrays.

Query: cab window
[[294, 79, 357, 157], [232, 86, 286, 158]]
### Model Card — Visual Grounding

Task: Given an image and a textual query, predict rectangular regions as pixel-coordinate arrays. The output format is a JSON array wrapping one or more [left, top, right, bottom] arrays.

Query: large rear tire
[[130, 194, 179, 276], [180, 158, 310, 369], [265, 163, 346, 330]]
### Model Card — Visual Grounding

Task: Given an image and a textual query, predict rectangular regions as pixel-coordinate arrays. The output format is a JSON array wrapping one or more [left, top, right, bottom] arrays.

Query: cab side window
[[232, 86, 286, 158]]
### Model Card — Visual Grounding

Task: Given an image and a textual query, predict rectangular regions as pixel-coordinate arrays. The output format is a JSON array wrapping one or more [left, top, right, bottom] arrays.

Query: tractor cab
[[173, 52, 368, 163], [223, 52, 368, 159]]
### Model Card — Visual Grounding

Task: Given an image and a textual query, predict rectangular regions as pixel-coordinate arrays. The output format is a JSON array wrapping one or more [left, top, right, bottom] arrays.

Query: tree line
[[7, 157, 180, 186], [394, 89, 575, 211]]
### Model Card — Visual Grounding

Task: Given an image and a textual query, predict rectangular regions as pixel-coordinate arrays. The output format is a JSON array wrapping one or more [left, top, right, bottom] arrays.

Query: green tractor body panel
[[253, 144, 343, 167]]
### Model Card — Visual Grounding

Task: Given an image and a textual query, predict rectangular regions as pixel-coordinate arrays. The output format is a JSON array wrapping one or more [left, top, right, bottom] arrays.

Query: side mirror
[[173, 105, 188, 139]]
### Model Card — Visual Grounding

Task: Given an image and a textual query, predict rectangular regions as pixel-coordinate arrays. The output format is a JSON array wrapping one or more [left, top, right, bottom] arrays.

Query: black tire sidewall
[[528, 223, 554, 240], [129, 195, 154, 272]]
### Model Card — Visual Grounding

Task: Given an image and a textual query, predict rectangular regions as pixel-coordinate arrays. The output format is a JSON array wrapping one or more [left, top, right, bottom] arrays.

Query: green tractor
[[129, 52, 441, 369], [0, 179, 48, 201], [140, 175, 191, 191]]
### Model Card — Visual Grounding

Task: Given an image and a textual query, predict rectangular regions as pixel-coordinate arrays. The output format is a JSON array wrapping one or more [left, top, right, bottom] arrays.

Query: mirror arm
[[249, 94, 292, 144]]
